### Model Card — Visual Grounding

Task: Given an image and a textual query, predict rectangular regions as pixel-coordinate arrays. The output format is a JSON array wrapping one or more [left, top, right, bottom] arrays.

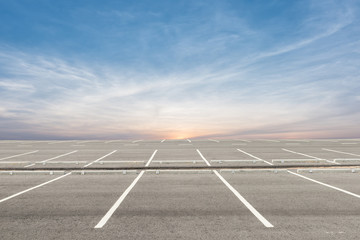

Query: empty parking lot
[[1, 139, 360, 239]]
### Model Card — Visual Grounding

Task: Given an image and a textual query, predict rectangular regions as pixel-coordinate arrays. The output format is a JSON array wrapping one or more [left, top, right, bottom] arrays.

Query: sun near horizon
[[0, 1, 359, 140]]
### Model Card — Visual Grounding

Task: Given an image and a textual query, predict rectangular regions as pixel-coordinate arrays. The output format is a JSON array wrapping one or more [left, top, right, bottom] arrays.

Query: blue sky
[[0, 0, 359, 139]]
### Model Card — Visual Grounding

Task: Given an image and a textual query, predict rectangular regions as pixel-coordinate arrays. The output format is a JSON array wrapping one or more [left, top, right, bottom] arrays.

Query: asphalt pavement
[[0, 139, 360, 239]]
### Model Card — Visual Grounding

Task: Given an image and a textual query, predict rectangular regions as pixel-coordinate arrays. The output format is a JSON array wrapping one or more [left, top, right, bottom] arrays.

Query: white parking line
[[0, 173, 71, 203], [153, 160, 204, 164], [24, 163, 36, 167], [208, 139, 220, 143], [24, 150, 78, 168], [196, 150, 211, 166], [236, 149, 273, 165], [187, 139, 192, 143], [272, 158, 321, 161], [98, 161, 145, 164], [232, 149, 360, 200], [94, 149, 158, 229], [282, 148, 321, 159], [210, 159, 261, 162], [0, 150, 39, 161], [95, 171, 145, 229], [333, 158, 360, 163], [83, 150, 118, 168], [34, 161, 87, 164], [145, 150, 158, 167], [236, 139, 251, 143], [282, 148, 338, 164], [40, 150, 78, 163], [161, 139, 166, 143], [132, 140, 143, 143], [213, 171, 274, 227], [196, 149, 273, 228], [287, 171, 360, 199], [322, 148, 360, 157]]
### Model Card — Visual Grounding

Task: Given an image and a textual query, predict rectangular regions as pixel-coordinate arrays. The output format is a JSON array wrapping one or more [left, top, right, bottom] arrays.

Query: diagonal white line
[[237, 149, 273, 165], [322, 148, 360, 157], [283, 148, 338, 164], [94, 149, 158, 229], [0, 173, 71, 203], [24, 150, 78, 168], [95, 171, 145, 228], [282, 148, 322, 159], [0, 150, 39, 161], [196, 149, 211, 166], [145, 150, 158, 167], [196, 149, 273, 228], [288, 171, 360, 199], [213, 170, 274, 228], [83, 150, 117, 168], [40, 150, 78, 163]]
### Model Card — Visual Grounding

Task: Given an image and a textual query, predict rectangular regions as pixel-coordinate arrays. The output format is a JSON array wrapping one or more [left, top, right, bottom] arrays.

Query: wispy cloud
[[0, 81, 34, 92], [0, 0, 359, 139]]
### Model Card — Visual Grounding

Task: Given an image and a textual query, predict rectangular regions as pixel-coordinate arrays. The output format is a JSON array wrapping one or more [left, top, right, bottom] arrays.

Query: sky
[[0, 0, 359, 140]]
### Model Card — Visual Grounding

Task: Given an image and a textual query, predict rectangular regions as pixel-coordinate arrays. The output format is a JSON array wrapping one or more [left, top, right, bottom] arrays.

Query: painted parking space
[[0, 174, 139, 239], [0, 139, 360, 239], [220, 171, 360, 239]]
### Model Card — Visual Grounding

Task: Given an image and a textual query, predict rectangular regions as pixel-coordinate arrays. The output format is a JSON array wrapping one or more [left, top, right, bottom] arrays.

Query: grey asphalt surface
[[0, 139, 360, 239]]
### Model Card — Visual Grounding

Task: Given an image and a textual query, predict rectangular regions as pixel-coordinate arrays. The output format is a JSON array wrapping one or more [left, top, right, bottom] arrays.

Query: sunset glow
[[1, 1, 359, 139]]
